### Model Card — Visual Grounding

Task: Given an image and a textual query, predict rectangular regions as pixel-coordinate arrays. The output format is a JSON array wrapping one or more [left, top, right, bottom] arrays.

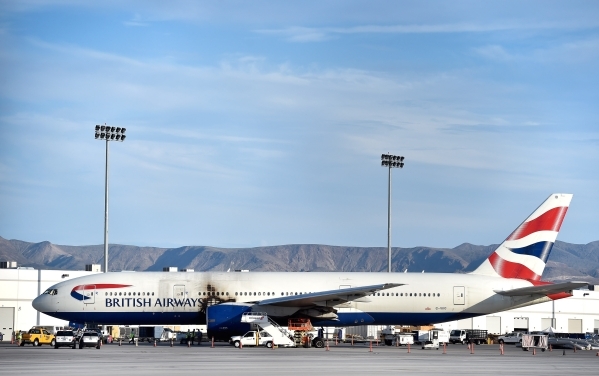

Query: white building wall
[[434, 290, 599, 334], [0, 268, 97, 334]]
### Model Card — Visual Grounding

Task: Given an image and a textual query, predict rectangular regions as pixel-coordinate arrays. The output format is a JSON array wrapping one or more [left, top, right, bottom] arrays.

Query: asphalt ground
[[0, 341, 597, 375]]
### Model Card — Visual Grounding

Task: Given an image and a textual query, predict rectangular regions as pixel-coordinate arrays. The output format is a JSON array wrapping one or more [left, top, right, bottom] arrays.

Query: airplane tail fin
[[471, 193, 572, 281]]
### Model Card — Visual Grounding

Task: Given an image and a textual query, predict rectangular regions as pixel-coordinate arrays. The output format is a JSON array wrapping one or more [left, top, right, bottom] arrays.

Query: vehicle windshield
[[57, 331, 73, 336], [450, 330, 460, 336]]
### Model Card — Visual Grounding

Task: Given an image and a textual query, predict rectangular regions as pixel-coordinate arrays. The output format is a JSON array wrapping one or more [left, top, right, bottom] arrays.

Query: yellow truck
[[20, 328, 56, 346]]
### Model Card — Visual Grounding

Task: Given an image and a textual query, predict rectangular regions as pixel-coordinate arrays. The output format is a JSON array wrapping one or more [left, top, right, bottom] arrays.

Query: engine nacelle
[[206, 303, 253, 340]]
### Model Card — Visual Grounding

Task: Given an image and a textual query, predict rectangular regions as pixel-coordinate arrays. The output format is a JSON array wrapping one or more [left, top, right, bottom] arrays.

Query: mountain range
[[1, 236, 598, 284]]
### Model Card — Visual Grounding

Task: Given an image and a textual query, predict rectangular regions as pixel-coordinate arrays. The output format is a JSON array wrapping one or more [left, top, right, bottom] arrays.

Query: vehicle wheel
[[234, 340, 241, 348], [34, 339, 39, 346], [51, 339, 56, 347], [19, 342, 24, 347], [312, 338, 325, 348], [72, 344, 76, 349], [475, 340, 480, 345], [55, 344, 59, 349], [384, 340, 392, 346], [266, 341, 273, 348], [79, 341, 84, 349], [96, 341, 101, 349], [462, 340, 467, 345]]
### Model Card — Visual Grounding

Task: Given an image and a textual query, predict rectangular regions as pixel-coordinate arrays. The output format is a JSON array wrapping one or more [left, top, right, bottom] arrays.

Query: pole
[[387, 164, 391, 273], [103, 138, 109, 273]]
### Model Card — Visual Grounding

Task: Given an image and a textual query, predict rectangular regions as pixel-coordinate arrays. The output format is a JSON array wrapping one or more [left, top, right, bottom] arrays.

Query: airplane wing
[[254, 283, 403, 307], [494, 281, 588, 297]]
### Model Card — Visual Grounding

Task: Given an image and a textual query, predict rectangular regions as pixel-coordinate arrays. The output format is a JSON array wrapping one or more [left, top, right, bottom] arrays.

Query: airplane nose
[[32, 294, 45, 312]]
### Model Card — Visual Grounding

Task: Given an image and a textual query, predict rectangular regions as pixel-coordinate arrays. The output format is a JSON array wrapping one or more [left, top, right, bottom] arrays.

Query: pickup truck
[[229, 331, 274, 348], [20, 328, 56, 347], [498, 332, 524, 345]]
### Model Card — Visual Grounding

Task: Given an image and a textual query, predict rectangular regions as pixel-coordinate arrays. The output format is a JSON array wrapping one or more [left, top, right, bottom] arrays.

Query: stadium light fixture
[[381, 153, 405, 273], [95, 124, 126, 273]]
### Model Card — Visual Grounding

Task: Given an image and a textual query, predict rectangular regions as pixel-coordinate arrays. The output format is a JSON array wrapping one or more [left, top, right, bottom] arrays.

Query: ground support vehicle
[[240, 312, 297, 348], [20, 328, 55, 347], [521, 334, 548, 352], [54, 330, 76, 349], [380, 327, 414, 346], [138, 326, 176, 343], [498, 332, 524, 345], [79, 331, 101, 349], [449, 329, 488, 345], [230, 331, 273, 348], [420, 329, 449, 350]]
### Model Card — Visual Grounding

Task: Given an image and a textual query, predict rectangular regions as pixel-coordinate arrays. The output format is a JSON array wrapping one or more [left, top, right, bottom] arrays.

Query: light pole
[[381, 153, 404, 273], [95, 124, 126, 273]]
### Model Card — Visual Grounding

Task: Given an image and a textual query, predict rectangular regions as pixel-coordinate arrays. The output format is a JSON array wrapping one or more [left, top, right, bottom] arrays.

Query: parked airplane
[[33, 193, 586, 340]]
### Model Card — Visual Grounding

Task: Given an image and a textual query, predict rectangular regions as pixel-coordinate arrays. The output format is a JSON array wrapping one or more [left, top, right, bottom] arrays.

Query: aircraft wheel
[[312, 338, 325, 348]]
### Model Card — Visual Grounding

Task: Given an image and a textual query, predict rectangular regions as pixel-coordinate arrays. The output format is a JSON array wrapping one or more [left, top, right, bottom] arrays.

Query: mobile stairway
[[240, 312, 296, 347]]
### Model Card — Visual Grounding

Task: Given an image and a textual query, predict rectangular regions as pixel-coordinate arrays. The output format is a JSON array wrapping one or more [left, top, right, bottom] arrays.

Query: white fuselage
[[32, 271, 550, 329]]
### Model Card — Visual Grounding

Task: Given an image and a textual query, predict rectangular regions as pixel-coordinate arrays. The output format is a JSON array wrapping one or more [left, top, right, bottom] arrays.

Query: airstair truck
[[239, 312, 295, 348]]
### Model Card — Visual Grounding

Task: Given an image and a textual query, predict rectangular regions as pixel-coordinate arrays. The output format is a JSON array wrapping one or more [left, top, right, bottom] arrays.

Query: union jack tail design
[[471, 193, 572, 281]]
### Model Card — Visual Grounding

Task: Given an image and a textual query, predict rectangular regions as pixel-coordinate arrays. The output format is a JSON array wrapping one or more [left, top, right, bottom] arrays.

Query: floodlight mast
[[94, 124, 126, 273], [381, 154, 404, 273]]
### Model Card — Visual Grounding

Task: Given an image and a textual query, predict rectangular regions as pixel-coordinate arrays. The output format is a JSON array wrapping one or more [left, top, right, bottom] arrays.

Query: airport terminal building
[[1, 266, 598, 338]]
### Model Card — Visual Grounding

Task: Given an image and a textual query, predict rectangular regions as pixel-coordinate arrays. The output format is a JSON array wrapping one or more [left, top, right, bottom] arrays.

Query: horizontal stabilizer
[[494, 281, 588, 297], [256, 283, 403, 307]]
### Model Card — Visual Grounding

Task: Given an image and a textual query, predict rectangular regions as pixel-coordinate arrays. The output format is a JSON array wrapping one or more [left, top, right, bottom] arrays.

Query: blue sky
[[1, 1, 598, 249]]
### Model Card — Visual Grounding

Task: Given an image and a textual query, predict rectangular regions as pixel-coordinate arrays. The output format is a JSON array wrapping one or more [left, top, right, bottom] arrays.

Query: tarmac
[[0, 341, 597, 376]]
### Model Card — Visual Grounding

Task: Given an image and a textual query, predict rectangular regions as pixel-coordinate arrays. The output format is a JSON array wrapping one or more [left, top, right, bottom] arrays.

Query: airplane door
[[174, 285, 186, 299], [83, 285, 96, 304], [453, 286, 465, 305]]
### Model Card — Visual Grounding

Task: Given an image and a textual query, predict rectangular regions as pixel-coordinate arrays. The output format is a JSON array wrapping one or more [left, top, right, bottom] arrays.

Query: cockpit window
[[43, 289, 58, 295]]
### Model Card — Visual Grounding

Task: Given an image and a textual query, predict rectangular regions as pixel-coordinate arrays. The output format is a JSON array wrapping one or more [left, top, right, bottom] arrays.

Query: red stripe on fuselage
[[488, 252, 541, 281], [507, 206, 568, 241], [73, 284, 131, 291]]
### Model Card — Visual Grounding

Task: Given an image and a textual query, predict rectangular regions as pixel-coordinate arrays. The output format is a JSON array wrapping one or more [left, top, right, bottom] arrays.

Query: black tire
[[96, 341, 101, 349], [265, 341, 273, 348], [72, 343, 76, 349], [312, 337, 325, 348], [55, 344, 59, 349], [384, 340, 393, 346], [79, 341, 84, 349], [234, 340, 241, 348], [51, 339, 56, 347], [19, 342, 24, 347], [34, 339, 39, 346]]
